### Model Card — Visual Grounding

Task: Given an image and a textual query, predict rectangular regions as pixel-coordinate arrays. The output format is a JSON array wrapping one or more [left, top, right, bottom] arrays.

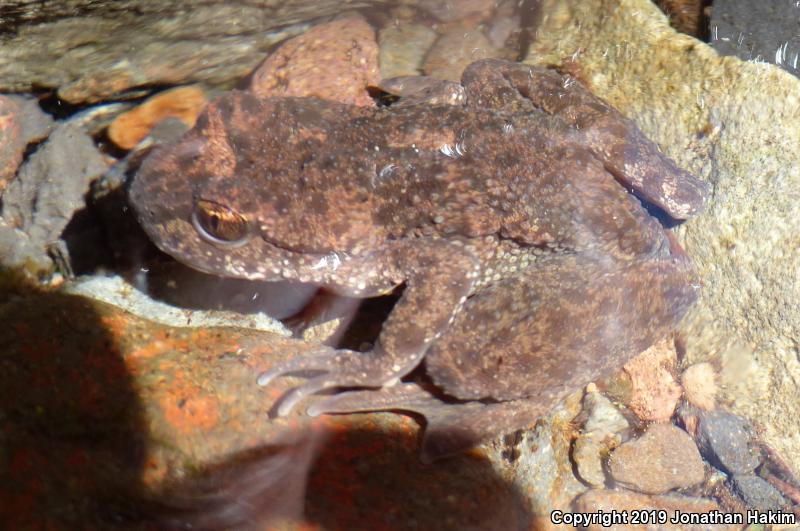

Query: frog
[[128, 59, 708, 461]]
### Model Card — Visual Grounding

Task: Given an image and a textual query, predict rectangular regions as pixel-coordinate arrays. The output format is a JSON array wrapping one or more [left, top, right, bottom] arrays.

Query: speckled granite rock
[[526, 0, 800, 478], [731, 473, 788, 511], [694, 409, 761, 475]]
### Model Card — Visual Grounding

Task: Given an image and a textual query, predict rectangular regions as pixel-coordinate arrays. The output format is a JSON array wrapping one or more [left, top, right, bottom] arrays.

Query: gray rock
[[0, 123, 108, 275], [609, 423, 705, 494], [731, 473, 787, 511], [0, 95, 54, 191], [696, 410, 761, 475], [710, 0, 800, 77], [65, 275, 291, 334], [573, 388, 629, 486]]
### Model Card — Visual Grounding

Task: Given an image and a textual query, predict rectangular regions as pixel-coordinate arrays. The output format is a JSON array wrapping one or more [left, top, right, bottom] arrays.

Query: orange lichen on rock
[[161, 379, 221, 433], [107, 85, 207, 149]]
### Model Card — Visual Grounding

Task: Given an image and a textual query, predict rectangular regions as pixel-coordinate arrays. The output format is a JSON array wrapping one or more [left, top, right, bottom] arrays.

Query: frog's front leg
[[257, 239, 479, 416]]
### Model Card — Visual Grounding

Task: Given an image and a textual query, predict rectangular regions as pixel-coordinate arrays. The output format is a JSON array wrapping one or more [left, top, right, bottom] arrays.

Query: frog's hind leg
[[258, 239, 480, 417], [424, 251, 699, 403], [461, 59, 709, 219]]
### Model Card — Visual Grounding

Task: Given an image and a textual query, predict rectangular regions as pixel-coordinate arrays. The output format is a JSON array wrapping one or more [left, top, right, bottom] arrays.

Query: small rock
[[250, 14, 380, 107], [378, 24, 438, 79], [575, 489, 740, 530], [582, 384, 631, 435], [695, 409, 761, 475], [681, 362, 717, 410], [107, 86, 207, 150], [573, 386, 630, 486], [0, 95, 54, 194], [609, 423, 705, 494], [732, 473, 788, 511], [423, 28, 500, 82], [613, 338, 682, 422]]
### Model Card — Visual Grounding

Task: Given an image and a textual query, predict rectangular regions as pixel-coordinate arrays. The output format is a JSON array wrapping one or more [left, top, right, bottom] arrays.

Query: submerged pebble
[[108, 86, 206, 150], [695, 409, 761, 475], [608, 423, 705, 494]]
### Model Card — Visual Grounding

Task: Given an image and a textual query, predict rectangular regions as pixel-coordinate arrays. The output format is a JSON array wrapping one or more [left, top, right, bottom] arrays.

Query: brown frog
[[129, 59, 708, 461]]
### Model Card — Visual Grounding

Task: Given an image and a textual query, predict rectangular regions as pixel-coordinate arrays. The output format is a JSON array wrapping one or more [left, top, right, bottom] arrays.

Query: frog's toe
[[271, 371, 391, 417], [258, 346, 421, 416], [306, 383, 431, 416], [257, 351, 326, 387]]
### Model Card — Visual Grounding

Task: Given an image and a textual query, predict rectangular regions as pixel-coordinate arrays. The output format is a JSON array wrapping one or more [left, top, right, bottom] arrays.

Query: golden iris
[[192, 199, 251, 246]]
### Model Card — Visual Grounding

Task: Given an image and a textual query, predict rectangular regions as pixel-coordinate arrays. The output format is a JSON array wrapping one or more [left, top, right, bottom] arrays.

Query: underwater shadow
[[147, 418, 534, 531], [0, 289, 148, 528]]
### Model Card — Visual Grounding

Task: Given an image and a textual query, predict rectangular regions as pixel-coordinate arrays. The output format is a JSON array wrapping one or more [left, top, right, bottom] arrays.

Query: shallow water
[[0, 1, 798, 529]]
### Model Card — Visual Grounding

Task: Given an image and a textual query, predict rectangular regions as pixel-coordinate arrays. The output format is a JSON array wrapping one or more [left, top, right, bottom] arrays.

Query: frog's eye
[[192, 199, 252, 247]]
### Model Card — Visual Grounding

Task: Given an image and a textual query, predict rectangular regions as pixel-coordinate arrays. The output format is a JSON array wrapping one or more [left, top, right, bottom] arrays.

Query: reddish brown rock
[[609, 423, 705, 494], [613, 338, 682, 422], [107, 86, 207, 150], [250, 15, 380, 107]]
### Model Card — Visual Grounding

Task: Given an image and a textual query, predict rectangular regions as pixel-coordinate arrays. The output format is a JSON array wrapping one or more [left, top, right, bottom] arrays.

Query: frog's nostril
[[192, 199, 252, 247]]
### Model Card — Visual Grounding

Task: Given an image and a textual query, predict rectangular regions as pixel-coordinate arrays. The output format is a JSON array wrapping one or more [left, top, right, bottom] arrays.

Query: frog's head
[[129, 91, 385, 282]]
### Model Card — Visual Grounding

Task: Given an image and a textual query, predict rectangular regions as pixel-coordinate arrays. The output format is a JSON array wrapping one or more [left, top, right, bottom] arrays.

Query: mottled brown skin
[[129, 59, 708, 461]]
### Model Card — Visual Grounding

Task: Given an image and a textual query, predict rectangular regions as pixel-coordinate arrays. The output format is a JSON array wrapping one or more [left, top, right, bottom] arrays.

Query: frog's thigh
[[424, 254, 696, 402]]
